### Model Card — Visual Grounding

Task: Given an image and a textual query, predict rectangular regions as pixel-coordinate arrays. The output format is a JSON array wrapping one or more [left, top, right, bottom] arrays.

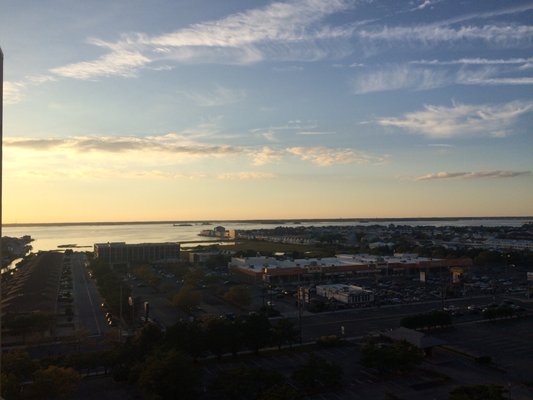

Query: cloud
[[250, 120, 318, 133], [353, 65, 448, 93], [4, 135, 243, 157], [296, 131, 336, 135], [353, 63, 533, 93], [411, 0, 443, 11], [251, 146, 284, 166], [410, 57, 533, 66], [359, 24, 533, 46], [376, 101, 533, 138], [416, 170, 532, 181], [3, 81, 27, 104], [287, 146, 385, 166], [3, 74, 57, 104], [427, 143, 453, 148], [216, 172, 276, 180], [179, 85, 246, 107], [49, 0, 355, 80], [51, 45, 151, 79]]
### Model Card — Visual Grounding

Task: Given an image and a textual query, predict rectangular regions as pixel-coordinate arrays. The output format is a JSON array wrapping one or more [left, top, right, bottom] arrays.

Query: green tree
[[138, 350, 201, 400], [242, 313, 272, 353], [224, 285, 251, 307], [272, 318, 299, 349], [258, 384, 304, 400], [400, 310, 452, 330], [172, 285, 202, 312], [4, 312, 55, 341], [208, 368, 284, 400], [31, 366, 80, 399], [360, 338, 424, 374], [204, 317, 231, 359], [292, 355, 343, 393], [1, 372, 22, 400], [449, 384, 507, 400], [2, 349, 37, 380]]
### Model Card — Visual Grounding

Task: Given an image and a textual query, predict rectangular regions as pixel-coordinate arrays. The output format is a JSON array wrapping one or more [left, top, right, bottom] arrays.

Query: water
[[2, 218, 531, 252]]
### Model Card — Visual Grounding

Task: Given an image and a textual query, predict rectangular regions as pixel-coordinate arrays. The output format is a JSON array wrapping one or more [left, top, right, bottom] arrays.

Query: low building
[[316, 284, 374, 305], [228, 254, 472, 283], [198, 226, 235, 239], [94, 242, 180, 264]]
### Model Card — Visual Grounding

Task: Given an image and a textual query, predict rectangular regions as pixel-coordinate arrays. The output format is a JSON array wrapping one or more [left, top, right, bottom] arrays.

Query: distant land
[[3, 216, 532, 228]]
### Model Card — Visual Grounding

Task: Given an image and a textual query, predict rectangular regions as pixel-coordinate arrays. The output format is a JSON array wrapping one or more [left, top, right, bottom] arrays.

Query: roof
[[382, 327, 446, 349]]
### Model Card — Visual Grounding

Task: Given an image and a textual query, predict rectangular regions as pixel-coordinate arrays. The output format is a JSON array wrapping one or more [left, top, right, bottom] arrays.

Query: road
[[70, 252, 109, 336], [294, 295, 530, 341]]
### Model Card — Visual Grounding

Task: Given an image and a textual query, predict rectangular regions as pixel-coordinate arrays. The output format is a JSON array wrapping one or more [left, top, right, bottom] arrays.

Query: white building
[[316, 284, 374, 305]]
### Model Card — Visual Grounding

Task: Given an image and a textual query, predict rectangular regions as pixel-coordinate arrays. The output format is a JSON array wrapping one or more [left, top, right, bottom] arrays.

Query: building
[[94, 242, 180, 264], [316, 284, 374, 305], [228, 254, 472, 283], [198, 226, 236, 239]]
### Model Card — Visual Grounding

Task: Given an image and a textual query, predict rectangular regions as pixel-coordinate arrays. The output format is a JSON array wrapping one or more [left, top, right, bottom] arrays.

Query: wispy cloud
[[51, 42, 151, 79], [179, 85, 246, 107], [353, 63, 533, 93], [49, 0, 355, 80], [410, 0, 443, 11], [251, 146, 284, 166], [216, 172, 276, 180], [3, 74, 57, 104], [410, 57, 533, 66], [4, 135, 243, 157], [416, 170, 532, 181], [377, 101, 533, 138], [3, 81, 27, 104], [296, 131, 336, 135], [5, 134, 386, 169], [353, 65, 448, 93], [359, 24, 533, 46], [287, 146, 385, 166]]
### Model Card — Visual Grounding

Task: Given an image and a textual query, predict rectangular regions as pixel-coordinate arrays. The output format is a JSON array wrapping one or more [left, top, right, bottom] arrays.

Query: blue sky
[[1, 0, 532, 223]]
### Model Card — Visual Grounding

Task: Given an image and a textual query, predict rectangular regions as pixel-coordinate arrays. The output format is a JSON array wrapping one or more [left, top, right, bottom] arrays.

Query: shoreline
[[4, 216, 532, 228]]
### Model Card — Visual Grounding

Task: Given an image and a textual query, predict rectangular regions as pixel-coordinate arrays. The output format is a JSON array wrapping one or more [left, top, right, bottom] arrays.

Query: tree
[[272, 318, 299, 349], [31, 366, 80, 399], [224, 285, 251, 307], [172, 285, 202, 312], [2, 349, 37, 381], [204, 317, 232, 359], [258, 384, 304, 400], [208, 368, 284, 400], [138, 350, 202, 400], [4, 312, 55, 342], [360, 338, 424, 374], [292, 355, 343, 393], [1, 372, 23, 399], [241, 313, 272, 353], [449, 384, 507, 400], [400, 310, 452, 330]]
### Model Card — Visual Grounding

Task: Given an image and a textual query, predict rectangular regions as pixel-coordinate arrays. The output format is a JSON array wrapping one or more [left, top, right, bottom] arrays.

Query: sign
[[419, 271, 426, 283], [527, 272, 533, 281]]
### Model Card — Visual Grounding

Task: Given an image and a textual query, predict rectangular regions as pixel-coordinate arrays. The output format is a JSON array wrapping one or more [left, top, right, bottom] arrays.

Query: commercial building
[[94, 242, 180, 264], [228, 254, 472, 283], [316, 284, 374, 305]]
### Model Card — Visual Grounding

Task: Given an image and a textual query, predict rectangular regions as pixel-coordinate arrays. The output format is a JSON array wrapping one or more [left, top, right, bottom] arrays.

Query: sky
[[1, 0, 532, 223]]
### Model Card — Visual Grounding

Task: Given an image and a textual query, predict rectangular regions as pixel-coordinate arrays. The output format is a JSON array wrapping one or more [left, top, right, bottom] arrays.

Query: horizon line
[[3, 215, 532, 228]]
